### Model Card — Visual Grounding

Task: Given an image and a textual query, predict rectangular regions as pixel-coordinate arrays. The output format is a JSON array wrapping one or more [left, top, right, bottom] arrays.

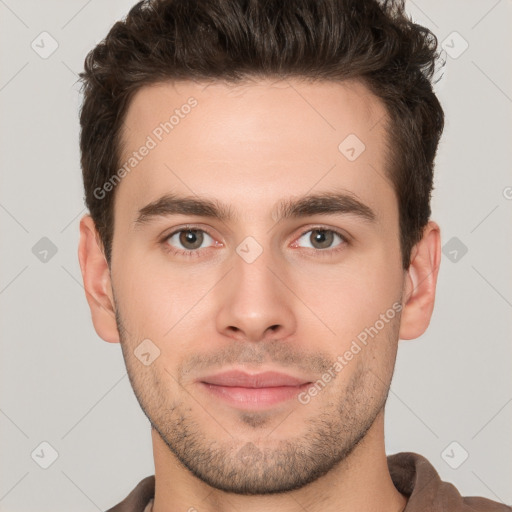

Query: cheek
[[114, 229, 403, 346], [293, 247, 403, 348], [115, 255, 217, 339]]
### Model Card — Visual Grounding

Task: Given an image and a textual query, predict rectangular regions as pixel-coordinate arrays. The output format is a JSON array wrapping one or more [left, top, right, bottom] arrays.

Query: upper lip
[[200, 370, 311, 388]]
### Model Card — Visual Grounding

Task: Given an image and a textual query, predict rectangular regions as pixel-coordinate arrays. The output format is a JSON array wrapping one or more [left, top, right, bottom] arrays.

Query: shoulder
[[387, 452, 512, 512], [105, 475, 155, 512]]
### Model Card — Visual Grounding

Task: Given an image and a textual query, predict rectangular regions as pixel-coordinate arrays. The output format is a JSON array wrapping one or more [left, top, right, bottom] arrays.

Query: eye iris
[[179, 229, 203, 250], [174, 229, 337, 251], [311, 229, 333, 249]]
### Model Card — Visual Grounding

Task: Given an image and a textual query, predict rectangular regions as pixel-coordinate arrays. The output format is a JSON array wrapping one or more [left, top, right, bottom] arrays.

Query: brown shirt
[[106, 452, 512, 512]]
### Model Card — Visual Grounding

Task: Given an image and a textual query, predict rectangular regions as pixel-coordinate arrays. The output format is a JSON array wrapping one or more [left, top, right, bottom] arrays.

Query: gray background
[[0, 0, 511, 510]]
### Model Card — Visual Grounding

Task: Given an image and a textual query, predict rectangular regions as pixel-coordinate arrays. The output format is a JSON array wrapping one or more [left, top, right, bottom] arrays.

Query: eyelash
[[160, 225, 349, 258]]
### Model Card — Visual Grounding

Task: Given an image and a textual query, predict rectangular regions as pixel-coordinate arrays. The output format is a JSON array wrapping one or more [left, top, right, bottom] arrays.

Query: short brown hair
[[78, 0, 444, 269]]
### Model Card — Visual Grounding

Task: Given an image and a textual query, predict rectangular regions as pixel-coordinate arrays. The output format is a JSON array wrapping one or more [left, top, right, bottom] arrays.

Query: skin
[[78, 78, 441, 512]]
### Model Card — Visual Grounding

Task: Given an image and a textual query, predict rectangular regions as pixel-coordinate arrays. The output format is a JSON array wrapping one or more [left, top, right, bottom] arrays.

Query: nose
[[214, 246, 298, 343]]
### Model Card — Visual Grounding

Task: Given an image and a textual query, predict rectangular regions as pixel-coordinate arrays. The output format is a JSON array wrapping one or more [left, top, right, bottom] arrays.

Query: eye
[[293, 228, 348, 252], [160, 225, 348, 258], [163, 227, 217, 256]]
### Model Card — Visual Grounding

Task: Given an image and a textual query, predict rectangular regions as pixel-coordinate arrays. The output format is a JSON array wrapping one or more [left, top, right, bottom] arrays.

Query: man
[[77, 0, 511, 511]]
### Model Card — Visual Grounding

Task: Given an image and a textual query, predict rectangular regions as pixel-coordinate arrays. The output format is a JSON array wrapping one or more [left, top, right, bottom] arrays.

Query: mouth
[[198, 370, 313, 409]]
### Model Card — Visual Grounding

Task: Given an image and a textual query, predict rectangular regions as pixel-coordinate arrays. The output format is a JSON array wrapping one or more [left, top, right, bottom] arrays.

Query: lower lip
[[199, 382, 312, 408]]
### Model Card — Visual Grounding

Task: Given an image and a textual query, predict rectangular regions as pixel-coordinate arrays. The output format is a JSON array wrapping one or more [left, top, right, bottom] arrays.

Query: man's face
[[110, 78, 406, 494]]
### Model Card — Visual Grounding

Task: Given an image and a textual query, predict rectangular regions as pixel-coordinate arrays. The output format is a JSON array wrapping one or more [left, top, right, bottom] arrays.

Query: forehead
[[115, 78, 395, 225]]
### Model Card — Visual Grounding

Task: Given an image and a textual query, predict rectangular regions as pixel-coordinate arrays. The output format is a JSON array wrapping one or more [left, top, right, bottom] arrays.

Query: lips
[[198, 370, 314, 409], [200, 370, 310, 388]]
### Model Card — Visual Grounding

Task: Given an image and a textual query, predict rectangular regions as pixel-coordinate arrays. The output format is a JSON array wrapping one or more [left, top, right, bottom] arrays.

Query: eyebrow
[[133, 191, 377, 227]]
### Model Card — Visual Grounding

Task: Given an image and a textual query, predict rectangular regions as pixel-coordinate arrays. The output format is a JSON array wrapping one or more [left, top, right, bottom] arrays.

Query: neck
[[151, 410, 407, 512]]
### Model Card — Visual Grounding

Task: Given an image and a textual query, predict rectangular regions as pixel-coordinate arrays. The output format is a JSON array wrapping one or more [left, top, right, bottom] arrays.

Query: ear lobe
[[78, 214, 120, 344], [398, 221, 442, 341]]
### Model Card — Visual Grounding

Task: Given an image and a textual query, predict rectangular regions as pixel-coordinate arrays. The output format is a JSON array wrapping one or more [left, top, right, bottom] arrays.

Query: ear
[[399, 220, 441, 340], [78, 214, 120, 344]]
